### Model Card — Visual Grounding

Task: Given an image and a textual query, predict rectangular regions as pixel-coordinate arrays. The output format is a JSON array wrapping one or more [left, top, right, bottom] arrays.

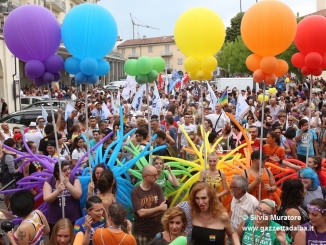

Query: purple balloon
[[42, 72, 54, 84], [4, 5, 61, 62], [25, 60, 45, 79], [44, 54, 64, 73], [53, 72, 61, 81], [34, 77, 45, 87]]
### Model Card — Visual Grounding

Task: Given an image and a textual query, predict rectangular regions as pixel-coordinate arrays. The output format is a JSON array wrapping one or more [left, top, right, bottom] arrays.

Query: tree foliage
[[217, 36, 252, 74], [225, 12, 244, 43]]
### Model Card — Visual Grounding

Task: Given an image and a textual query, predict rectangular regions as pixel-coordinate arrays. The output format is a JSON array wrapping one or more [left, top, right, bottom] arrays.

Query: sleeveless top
[[192, 226, 225, 245], [156, 171, 168, 197], [245, 168, 270, 200], [302, 222, 326, 244], [205, 170, 222, 191], [13, 212, 44, 245]]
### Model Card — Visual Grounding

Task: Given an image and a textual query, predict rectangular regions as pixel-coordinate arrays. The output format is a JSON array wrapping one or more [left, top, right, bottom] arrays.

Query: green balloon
[[147, 70, 158, 82], [152, 57, 165, 72], [136, 56, 153, 75], [136, 74, 149, 84], [124, 59, 138, 76]]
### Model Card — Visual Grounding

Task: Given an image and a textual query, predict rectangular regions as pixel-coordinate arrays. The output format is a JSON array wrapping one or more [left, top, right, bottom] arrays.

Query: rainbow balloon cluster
[[124, 56, 165, 84], [174, 7, 225, 80], [241, 0, 297, 84], [3, 5, 63, 86]]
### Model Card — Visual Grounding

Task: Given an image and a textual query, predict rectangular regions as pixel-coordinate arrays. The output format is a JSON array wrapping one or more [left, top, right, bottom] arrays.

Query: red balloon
[[265, 73, 276, 85], [291, 52, 305, 68], [312, 67, 323, 76], [301, 66, 312, 76], [295, 15, 326, 55], [305, 52, 322, 69], [321, 54, 326, 69], [253, 69, 265, 83]]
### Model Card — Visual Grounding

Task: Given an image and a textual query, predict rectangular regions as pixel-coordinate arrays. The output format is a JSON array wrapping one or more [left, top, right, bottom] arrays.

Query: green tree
[[225, 12, 244, 43], [217, 36, 251, 74]]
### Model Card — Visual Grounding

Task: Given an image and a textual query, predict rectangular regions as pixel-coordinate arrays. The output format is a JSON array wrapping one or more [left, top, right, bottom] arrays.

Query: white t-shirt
[[206, 113, 230, 133], [72, 148, 86, 160], [25, 131, 43, 150], [178, 124, 197, 147]]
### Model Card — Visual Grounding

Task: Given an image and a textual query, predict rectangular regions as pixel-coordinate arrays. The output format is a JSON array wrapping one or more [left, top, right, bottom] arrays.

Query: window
[[70, 3, 73, 9], [148, 46, 153, 53], [121, 48, 125, 55], [165, 45, 170, 51], [32, 98, 41, 103], [21, 98, 29, 104], [132, 47, 136, 54], [177, 58, 183, 65], [165, 59, 170, 65], [5, 115, 22, 124]]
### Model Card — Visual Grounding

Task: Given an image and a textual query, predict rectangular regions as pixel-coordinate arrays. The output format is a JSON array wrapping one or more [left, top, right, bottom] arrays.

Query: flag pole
[[201, 81, 207, 179], [84, 83, 93, 188], [259, 82, 266, 202], [306, 76, 313, 166], [146, 83, 152, 164], [48, 84, 65, 218]]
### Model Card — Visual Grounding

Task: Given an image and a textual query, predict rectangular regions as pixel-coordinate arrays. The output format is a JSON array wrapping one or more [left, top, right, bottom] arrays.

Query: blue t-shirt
[[296, 129, 317, 156], [74, 216, 106, 245]]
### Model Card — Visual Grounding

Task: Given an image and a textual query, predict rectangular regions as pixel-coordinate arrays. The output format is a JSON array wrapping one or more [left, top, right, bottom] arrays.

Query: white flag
[[235, 95, 250, 121], [164, 75, 168, 94], [114, 90, 120, 114], [206, 81, 218, 111], [152, 84, 162, 116], [111, 93, 115, 114], [65, 102, 75, 121], [131, 84, 145, 111], [102, 102, 111, 119], [122, 76, 136, 100], [41, 106, 48, 123]]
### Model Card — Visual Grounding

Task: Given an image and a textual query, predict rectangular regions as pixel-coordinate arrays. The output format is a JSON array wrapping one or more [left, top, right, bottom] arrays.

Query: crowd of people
[[0, 76, 326, 245]]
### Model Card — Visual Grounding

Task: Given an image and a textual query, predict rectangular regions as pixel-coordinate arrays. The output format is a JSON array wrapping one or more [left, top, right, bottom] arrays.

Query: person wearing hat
[[36, 116, 46, 136], [241, 150, 277, 201], [46, 140, 62, 163], [25, 122, 43, 151], [91, 102, 103, 118], [7, 190, 50, 245]]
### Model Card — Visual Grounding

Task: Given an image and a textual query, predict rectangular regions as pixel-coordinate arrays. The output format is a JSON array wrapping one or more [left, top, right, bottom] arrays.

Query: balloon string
[[48, 84, 65, 218], [146, 83, 152, 165], [259, 82, 266, 202]]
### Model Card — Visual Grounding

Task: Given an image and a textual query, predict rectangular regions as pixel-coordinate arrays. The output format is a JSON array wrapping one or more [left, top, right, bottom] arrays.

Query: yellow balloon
[[189, 72, 196, 80], [258, 94, 269, 102], [196, 70, 205, 80], [285, 77, 290, 83], [203, 71, 213, 81], [201, 56, 218, 72], [174, 7, 225, 59], [184, 56, 201, 73], [268, 87, 277, 94]]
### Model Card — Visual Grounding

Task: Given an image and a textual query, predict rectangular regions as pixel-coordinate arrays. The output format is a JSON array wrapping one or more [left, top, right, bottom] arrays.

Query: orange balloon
[[265, 73, 276, 85], [253, 69, 265, 83], [274, 59, 289, 77], [241, 0, 297, 56], [73, 232, 84, 245], [260, 56, 278, 74], [246, 54, 262, 72]]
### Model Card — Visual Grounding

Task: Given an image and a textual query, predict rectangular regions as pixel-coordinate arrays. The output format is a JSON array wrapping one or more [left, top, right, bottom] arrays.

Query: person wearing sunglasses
[[298, 168, 326, 210], [294, 198, 326, 245], [131, 165, 167, 245], [238, 199, 291, 245]]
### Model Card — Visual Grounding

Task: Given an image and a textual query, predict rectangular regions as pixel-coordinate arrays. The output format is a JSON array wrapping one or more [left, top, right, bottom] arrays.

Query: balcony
[[160, 51, 173, 58], [0, 1, 20, 14], [71, 0, 86, 4], [46, 0, 66, 12], [165, 64, 173, 70], [128, 53, 139, 59]]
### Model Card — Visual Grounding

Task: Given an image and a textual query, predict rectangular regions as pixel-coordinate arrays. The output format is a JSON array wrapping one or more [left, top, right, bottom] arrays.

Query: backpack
[[166, 143, 178, 157]]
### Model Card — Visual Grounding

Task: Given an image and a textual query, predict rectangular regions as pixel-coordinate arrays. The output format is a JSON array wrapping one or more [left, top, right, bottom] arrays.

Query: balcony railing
[[160, 51, 173, 57], [128, 53, 139, 59], [0, 1, 20, 14], [72, 0, 85, 4], [46, 0, 66, 12]]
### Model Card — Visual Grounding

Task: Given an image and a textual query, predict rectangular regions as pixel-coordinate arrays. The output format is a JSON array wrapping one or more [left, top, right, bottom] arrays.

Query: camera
[[1, 221, 14, 232]]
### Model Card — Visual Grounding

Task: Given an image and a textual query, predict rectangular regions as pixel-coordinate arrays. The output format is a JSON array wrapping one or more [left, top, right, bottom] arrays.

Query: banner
[[169, 69, 181, 92], [41, 106, 48, 123], [152, 84, 162, 116], [206, 82, 218, 111], [102, 102, 111, 119], [122, 75, 136, 100], [158, 73, 164, 90], [65, 102, 75, 121], [131, 84, 145, 111], [235, 95, 250, 121], [113, 90, 120, 114]]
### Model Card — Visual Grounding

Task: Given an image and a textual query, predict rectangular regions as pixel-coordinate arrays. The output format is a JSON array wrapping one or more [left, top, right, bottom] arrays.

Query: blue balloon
[[64, 57, 81, 74], [61, 4, 118, 60], [75, 72, 87, 84], [96, 59, 110, 76], [80, 57, 98, 75], [87, 74, 98, 84]]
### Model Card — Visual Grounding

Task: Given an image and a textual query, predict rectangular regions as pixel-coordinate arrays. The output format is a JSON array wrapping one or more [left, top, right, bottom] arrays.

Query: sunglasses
[[38, 121, 45, 123]]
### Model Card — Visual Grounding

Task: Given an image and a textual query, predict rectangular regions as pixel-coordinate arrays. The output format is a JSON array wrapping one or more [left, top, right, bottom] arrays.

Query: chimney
[[117, 35, 122, 41], [143, 35, 147, 39]]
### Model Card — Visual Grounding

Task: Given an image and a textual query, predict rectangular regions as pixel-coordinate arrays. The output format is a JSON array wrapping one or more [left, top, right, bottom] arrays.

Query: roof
[[305, 8, 326, 17], [117, 35, 175, 47]]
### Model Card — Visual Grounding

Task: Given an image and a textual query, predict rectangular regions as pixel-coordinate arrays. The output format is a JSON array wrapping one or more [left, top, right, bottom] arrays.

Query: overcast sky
[[98, 0, 317, 41]]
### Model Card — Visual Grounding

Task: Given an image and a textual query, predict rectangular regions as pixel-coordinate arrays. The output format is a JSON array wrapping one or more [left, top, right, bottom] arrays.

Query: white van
[[215, 78, 259, 92], [103, 81, 126, 90]]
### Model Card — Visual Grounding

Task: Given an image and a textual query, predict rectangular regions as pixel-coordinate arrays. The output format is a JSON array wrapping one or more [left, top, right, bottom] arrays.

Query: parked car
[[0, 109, 59, 130], [103, 81, 126, 90], [23, 100, 73, 110], [20, 97, 45, 109]]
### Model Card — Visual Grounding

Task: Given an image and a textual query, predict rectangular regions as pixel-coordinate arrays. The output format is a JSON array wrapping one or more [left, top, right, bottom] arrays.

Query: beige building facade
[[0, 0, 125, 113], [117, 35, 186, 75]]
